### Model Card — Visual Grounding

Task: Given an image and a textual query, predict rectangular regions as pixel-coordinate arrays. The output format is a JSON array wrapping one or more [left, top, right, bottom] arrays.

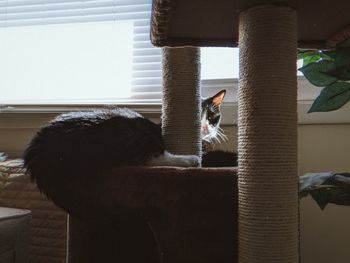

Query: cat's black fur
[[202, 150, 238, 167], [24, 108, 166, 192]]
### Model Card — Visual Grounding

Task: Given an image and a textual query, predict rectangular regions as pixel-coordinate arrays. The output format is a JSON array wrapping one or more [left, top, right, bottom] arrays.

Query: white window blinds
[[0, 0, 148, 26], [0, 0, 162, 103]]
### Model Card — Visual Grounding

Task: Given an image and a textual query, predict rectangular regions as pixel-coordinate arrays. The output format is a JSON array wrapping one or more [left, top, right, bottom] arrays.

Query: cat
[[23, 108, 197, 192], [22, 90, 235, 263], [23, 89, 235, 194], [201, 89, 227, 147], [201, 89, 238, 167]]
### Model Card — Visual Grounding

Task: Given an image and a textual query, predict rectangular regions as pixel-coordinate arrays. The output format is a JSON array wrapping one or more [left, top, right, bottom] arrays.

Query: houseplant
[[298, 39, 350, 209]]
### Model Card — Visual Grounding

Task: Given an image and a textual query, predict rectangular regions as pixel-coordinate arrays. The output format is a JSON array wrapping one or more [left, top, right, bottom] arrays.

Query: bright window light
[[201, 47, 303, 79], [0, 21, 133, 104], [201, 47, 239, 80]]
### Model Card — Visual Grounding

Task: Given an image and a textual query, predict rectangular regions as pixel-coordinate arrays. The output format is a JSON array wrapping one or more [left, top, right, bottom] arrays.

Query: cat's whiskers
[[215, 127, 228, 144]]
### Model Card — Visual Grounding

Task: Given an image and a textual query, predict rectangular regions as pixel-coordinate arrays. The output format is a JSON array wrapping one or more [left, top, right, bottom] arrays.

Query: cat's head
[[201, 89, 227, 144]]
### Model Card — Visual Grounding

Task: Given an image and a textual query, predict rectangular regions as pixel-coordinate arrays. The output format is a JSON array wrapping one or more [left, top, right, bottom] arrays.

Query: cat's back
[[24, 108, 165, 172], [48, 108, 142, 130], [35, 108, 152, 141]]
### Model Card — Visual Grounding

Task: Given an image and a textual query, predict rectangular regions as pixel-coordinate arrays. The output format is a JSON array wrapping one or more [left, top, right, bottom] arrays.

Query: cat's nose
[[202, 125, 208, 133]]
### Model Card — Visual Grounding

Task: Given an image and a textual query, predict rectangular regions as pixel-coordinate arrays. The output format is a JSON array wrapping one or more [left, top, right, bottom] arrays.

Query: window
[[201, 47, 304, 80], [200, 47, 239, 103], [0, 0, 162, 105], [1, 21, 133, 103], [201, 48, 239, 80]]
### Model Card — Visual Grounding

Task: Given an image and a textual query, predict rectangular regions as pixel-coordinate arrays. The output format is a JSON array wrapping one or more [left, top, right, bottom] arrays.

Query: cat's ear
[[212, 90, 226, 107]]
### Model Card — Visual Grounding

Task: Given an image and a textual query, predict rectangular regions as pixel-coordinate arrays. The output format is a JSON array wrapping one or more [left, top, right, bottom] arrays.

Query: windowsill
[[1, 76, 350, 127], [1, 102, 350, 129]]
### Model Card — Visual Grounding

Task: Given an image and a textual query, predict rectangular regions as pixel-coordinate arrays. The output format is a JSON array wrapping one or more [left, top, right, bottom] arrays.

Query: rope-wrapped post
[[238, 5, 298, 263], [162, 47, 201, 157]]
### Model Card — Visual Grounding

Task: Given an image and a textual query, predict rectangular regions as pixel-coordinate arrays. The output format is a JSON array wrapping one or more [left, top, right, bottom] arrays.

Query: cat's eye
[[209, 115, 220, 124]]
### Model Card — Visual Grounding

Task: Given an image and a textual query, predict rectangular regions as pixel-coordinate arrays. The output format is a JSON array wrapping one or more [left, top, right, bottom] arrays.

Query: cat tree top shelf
[[151, 0, 350, 49]]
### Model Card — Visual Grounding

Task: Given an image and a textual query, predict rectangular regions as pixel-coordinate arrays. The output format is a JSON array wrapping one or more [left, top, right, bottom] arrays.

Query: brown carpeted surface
[[50, 166, 238, 263]]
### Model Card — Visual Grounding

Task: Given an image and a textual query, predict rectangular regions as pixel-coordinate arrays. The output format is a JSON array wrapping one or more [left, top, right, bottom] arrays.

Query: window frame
[[1, 76, 350, 125]]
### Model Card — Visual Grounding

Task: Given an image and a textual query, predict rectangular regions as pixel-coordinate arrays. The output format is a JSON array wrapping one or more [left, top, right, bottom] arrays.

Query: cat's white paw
[[176, 155, 200, 167], [146, 151, 200, 167]]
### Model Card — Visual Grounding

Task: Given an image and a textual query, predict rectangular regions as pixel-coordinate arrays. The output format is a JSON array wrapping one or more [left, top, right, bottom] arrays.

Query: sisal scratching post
[[238, 5, 298, 263], [162, 47, 201, 157]]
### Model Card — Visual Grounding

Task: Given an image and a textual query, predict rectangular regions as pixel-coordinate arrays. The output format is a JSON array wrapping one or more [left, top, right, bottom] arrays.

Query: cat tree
[[30, 0, 350, 262], [151, 0, 350, 263], [59, 45, 236, 263]]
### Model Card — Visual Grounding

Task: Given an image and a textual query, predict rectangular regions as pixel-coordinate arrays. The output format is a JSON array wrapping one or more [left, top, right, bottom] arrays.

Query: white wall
[[298, 125, 350, 263], [1, 114, 350, 263]]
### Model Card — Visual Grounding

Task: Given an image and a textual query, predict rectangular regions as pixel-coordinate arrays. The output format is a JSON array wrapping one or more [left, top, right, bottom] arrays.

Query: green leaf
[[333, 47, 350, 67], [309, 188, 333, 209], [323, 47, 350, 80], [299, 172, 333, 191], [330, 173, 350, 189], [306, 186, 350, 209], [297, 50, 323, 67], [299, 171, 350, 209], [329, 188, 350, 206], [337, 38, 350, 48], [308, 82, 350, 112], [297, 50, 335, 64], [297, 50, 319, 60], [299, 60, 338, 87], [299, 172, 333, 200], [322, 50, 336, 60], [299, 190, 309, 199], [303, 54, 321, 66], [326, 64, 350, 80]]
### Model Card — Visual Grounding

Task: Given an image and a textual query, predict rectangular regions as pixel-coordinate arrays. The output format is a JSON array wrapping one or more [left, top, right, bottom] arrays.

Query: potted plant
[[298, 39, 350, 209]]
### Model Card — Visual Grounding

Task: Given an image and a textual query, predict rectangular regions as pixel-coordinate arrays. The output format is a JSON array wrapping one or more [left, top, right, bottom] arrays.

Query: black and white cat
[[22, 90, 235, 263], [201, 90, 238, 167], [23, 90, 232, 192], [201, 89, 227, 146]]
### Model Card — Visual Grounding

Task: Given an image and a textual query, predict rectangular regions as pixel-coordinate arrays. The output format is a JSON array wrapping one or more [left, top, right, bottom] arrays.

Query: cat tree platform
[[46, 167, 237, 263], [151, 0, 350, 49]]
